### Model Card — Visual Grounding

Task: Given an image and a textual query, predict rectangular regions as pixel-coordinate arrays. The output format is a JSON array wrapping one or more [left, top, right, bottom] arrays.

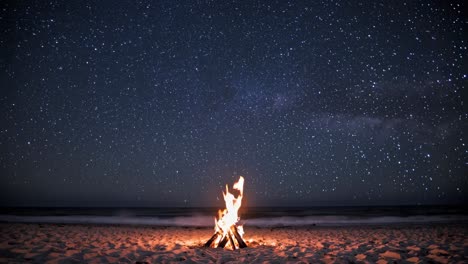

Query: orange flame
[[212, 176, 245, 248]]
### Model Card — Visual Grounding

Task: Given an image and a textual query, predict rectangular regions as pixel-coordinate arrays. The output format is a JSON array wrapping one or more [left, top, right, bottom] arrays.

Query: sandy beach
[[0, 223, 466, 263]]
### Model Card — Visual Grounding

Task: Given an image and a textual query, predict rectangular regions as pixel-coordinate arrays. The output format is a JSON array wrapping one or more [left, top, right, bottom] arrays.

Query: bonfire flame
[[205, 176, 247, 249]]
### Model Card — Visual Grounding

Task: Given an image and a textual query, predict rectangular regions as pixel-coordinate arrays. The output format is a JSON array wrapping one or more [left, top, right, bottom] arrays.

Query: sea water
[[0, 205, 467, 227]]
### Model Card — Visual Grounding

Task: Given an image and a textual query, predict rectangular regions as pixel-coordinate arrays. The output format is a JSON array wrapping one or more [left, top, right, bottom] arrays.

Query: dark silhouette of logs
[[217, 234, 229, 248], [228, 233, 236, 250], [230, 225, 247, 248], [204, 226, 247, 249], [204, 232, 220, 247]]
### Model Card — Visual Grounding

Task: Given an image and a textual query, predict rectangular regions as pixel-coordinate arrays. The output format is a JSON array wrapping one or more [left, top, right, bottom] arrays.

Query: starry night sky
[[1, 1, 466, 207]]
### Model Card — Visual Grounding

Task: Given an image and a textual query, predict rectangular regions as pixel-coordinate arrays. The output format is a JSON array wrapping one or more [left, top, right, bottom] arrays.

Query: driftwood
[[204, 226, 247, 249]]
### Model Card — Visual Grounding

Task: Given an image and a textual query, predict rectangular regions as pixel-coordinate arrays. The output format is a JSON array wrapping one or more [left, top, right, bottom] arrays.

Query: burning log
[[231, 225, 247, 248], [204, 176, 248, 249], [204, 225, 247, 249], [217, 234, 229, 248], [204, 232, 220, 247], [228, 233, 236, 250]]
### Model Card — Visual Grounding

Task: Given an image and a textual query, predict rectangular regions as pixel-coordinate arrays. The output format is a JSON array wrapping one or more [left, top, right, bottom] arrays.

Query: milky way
[[1, 1, 466, 206]]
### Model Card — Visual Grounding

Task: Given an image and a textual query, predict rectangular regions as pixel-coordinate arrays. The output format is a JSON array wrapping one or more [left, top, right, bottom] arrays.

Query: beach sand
[[0, 223, 466, 263]]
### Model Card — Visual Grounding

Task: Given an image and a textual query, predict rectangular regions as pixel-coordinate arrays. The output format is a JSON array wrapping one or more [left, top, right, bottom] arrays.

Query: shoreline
[[1, 213, 466, 228], [2, 220, 468, 229]]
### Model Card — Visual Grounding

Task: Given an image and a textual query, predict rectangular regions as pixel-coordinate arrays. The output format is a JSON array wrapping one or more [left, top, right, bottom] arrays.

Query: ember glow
[[204, 176, 247, 249]]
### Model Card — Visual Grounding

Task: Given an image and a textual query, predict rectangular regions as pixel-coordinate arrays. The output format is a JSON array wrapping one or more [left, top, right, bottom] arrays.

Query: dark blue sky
[[1, 0, 466, 207]]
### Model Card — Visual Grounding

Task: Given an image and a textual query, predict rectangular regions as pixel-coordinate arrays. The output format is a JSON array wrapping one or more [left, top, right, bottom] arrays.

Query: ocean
[[0, 205, 467, 227]]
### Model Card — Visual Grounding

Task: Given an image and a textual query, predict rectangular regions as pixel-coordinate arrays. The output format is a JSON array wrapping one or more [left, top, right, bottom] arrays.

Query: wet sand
[[0, 223, 466, 263]]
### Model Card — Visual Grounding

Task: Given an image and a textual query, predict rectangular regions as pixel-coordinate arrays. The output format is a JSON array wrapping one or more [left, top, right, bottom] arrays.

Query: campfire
[[204, 176, 247, 249]]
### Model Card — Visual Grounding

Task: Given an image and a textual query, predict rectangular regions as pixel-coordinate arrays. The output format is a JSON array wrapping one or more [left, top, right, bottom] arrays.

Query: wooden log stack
[[204, 225, 247, 249]]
